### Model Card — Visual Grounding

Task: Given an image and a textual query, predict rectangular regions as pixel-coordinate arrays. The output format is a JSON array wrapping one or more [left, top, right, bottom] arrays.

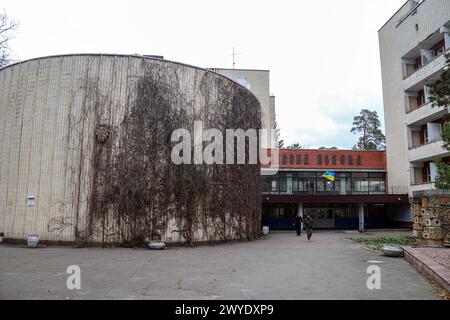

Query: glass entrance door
[[304, 208, 335, 229]]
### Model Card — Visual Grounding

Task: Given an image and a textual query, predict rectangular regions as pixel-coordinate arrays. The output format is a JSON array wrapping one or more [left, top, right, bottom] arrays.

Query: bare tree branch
[[0, 11, 17, 68]]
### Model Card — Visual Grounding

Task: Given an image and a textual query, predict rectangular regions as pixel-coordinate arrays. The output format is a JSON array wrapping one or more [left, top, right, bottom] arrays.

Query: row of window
[[262, 172, 386, 195], [262, 205, 387, 219]]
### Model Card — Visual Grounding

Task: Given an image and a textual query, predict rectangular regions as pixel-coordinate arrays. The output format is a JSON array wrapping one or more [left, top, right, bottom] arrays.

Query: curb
[[403, 246, 450, 294]]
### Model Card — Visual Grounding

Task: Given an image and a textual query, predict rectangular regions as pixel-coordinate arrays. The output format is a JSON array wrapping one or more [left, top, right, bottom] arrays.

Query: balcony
[[408, 139, 449, 162], [403, 49, 449, 91], [410, 182, 435, 194], [406, 102, 447, 126]]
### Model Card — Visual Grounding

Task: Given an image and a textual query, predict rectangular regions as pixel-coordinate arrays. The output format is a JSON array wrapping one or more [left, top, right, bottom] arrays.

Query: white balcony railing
[[403, 49, 449, 91], [406, 102, 447, 126], [409, 139, 449, 162], [410, 183, 435, 194]]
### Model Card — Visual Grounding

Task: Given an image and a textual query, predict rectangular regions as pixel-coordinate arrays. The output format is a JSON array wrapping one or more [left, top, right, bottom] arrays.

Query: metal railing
[[262, 185, 409, 196], [386, 186, 409, 194]]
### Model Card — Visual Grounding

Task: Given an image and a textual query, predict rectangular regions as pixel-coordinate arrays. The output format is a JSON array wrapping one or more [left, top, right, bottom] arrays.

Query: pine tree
[[351, 109, 386, 150], [274, 117, 284, 149], [286, 143, 302, 149]]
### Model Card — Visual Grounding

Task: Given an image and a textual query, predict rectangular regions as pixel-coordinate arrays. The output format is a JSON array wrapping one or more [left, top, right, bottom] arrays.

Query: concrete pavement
[[0, 230, 441, 300]]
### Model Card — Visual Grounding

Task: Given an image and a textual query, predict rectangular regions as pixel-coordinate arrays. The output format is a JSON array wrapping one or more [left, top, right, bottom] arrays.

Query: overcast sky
[[3, 0, 407, 149]]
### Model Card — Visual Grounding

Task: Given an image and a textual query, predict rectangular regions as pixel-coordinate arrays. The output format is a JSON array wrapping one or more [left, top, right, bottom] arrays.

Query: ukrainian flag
[[322, 171, 336, 182]]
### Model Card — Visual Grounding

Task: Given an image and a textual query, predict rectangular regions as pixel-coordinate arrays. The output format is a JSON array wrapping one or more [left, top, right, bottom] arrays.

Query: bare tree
[[0, 11, 17, 68]]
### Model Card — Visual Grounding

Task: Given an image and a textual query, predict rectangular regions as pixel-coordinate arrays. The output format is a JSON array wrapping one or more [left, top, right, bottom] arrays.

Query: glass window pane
[[369, 172, 385, 178], [279, 177, 287, 192], [336, 172, 350, 178], [352, 172, 369, 178], [335, 178, 350, 195], [369, 180, 385, 194], [353, 178, 369, 194]]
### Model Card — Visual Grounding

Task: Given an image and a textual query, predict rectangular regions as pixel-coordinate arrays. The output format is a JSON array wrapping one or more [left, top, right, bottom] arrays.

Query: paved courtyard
[[0, 230, 442, 300]]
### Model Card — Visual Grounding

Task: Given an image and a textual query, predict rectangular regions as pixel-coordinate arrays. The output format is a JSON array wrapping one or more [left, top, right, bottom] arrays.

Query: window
[[271, 180, 278, 192], [326, 209, 333, 219], [414, 56, 422, 70], [278, 175, 288, 193], [352, 173, 369, 194], [262, 176, 288, 194], [348, 156, 354, 166], [417, 89, 426, 107], [303, 155, 309, 165], [432, 40, 445, 57], [282, 206, 298, 219], [369, 180, 385, 194], [289, 154, 295, 164], [422, 163, 431, 183], [262, 206, 276, 218], [335, 177, 351, 195], [317, 209, 325, 219], [357, 156, 362, 166], [332, 155, 337, 165], [294, 178, 315, 194], [316, 179, 333, 194]]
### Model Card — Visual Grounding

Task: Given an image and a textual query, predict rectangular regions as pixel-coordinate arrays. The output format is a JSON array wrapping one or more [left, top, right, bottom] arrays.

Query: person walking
[[293, 215, 304, 236], [304, 214, 313, 240]]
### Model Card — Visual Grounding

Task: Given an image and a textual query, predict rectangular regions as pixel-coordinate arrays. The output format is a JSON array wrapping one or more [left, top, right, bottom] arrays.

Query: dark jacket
[[304, 216, 313, 228], [294, 216, 304, 227]]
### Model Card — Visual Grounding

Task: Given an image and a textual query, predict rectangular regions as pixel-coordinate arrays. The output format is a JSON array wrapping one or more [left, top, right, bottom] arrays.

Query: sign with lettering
[[264, 150, 386, 170]]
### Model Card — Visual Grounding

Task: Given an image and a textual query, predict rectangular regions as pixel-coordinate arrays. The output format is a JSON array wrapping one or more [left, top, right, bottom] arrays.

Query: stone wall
[[411, 195, 450, 246]]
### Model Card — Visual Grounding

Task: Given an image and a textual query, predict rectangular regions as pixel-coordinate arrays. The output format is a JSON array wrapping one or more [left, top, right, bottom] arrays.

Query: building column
[[298, 203, 304, 230], [401, 58, 415, 78], [358, 204, 365, 232], [405, 92, 418, 113], [441, 26, 450, 50]]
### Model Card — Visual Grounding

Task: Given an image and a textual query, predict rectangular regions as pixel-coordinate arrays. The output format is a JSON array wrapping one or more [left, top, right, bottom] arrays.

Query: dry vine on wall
[[79, 62, 261, 247]]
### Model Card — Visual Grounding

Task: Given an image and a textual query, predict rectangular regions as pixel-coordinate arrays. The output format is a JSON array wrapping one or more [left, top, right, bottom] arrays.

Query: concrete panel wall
[[396, 0, 450, 57], [0, 55, 262, 244]]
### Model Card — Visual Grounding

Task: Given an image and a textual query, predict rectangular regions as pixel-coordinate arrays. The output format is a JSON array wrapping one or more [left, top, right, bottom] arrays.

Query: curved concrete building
[[0, 54, 261, 246]]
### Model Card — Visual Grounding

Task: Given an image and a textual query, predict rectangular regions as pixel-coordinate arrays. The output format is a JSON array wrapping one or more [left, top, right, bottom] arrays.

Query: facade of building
[[379, 0, 450, 195], [209, 68, 276, 147], [262, 149, 410, 230], [0, 54, 262, 245]]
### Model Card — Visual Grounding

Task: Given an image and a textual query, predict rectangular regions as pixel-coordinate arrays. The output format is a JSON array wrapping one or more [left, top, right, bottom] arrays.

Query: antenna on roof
[[231, 47, 243, 69]]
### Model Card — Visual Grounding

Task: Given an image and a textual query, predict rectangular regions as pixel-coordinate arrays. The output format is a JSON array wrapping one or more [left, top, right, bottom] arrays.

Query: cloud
[[280, 92, 385, 149], [2, 0, 405, 151]]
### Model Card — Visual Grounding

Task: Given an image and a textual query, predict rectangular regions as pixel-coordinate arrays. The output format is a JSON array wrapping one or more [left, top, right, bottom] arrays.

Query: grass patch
[[348, 236, 417, 252]]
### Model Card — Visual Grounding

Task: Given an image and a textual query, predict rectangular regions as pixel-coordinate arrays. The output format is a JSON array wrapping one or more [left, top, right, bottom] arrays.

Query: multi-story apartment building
[[379, 0, 450, 195], [209, 68, 276, 147]]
